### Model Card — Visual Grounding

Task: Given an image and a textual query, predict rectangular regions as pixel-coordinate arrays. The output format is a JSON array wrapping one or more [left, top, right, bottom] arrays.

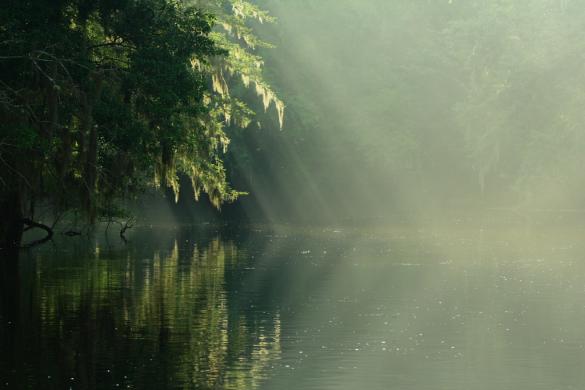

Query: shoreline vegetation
[[0, 0, 282, 251]]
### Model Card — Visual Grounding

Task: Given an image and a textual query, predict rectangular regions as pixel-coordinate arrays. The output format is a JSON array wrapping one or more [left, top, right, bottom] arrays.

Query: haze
[[228, 0, 585, 225]]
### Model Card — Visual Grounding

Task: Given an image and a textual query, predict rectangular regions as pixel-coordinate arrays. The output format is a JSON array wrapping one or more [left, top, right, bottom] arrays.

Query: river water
[[1, 223, 585, 389]]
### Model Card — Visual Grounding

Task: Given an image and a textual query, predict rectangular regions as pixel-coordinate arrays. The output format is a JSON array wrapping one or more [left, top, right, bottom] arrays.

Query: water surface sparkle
[[1, 224, 585, 389]]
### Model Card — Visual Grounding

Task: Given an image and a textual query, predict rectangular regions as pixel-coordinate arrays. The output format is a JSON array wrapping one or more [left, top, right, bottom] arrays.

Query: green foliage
[[0, 0, 255, 225], [192, 0, 284, 129]]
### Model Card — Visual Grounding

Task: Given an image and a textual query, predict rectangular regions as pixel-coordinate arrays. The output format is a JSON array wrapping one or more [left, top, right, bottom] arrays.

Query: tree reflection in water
[[0, 228, 281, 389]]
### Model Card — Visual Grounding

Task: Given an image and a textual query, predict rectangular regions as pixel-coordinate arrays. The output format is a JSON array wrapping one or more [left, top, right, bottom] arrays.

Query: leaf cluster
[[0, 0, 243, 222]]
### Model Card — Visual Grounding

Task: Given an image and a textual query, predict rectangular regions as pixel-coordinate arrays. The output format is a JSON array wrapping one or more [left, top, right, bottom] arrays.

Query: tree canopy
[[0, 0, 281, 248]]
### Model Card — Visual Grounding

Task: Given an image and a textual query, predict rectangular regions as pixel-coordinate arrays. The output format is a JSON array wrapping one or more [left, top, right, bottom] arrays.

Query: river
[[1, 222, 585, 389]]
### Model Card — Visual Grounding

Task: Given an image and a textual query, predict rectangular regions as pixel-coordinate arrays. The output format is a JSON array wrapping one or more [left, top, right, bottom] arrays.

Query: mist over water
[[225, 0, 585, 224], [4, 1, 585, 389], [4, 225, 585, 389]]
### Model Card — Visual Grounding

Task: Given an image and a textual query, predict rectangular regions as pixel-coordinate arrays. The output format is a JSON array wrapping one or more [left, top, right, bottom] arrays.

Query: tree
[[0, 0, 244, 249], [193, 0, 284, 129]]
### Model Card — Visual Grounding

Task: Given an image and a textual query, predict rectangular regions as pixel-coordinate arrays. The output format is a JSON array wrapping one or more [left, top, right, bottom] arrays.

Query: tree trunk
[[80, 74, 103, 224]]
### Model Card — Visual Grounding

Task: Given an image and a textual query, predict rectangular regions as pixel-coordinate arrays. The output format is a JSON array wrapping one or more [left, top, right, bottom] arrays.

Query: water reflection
[[3, 223, 585, 389], [0, 228, 281, 389]]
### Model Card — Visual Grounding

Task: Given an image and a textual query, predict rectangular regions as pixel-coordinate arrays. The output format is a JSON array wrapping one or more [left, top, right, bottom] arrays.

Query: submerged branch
[[103, 216, 135, 243], [119, 217, 135, 243], [20, 218, 53, 249]]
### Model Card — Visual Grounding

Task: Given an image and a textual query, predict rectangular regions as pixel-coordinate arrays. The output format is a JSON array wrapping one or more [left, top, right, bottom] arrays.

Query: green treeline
[[5, 0, 585, 244], [0, 0, 281, 248]]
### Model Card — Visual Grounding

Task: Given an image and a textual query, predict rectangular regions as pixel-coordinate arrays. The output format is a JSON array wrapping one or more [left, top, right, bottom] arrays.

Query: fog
[[217, 0, 585, 226], [6, 3, 585, 387]]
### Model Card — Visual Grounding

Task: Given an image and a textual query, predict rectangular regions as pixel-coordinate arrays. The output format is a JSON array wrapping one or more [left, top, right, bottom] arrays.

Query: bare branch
[[20, 218, 54, 249]]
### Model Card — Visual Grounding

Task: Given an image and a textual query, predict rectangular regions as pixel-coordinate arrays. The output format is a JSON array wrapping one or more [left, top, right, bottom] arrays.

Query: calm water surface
[[2, 223, 585, 389]]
